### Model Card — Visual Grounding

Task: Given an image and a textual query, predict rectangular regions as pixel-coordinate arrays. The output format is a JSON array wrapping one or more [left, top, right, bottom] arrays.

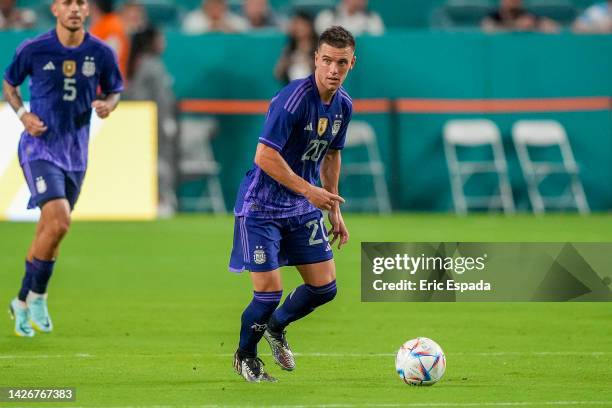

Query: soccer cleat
[[8, 299, 35, 337], [263, 329, 295, 371], [233, 351, 277, 383], [27, 293, 53, 333]]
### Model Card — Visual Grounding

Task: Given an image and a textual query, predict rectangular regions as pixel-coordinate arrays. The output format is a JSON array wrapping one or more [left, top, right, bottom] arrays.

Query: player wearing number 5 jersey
[[229, 26, 355, 382], [3, 0, 122, 337]]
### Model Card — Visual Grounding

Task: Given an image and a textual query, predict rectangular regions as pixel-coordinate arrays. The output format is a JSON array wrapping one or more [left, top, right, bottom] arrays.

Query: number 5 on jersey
[[63, 78, 76, 101]]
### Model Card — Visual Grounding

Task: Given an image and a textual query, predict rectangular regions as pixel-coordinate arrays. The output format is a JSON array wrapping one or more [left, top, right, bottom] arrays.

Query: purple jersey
[[234, 75, 353, 218], [4, 29, 123, 171]]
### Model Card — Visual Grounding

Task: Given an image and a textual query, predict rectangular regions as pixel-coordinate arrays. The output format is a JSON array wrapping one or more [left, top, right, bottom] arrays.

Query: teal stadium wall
[[1, 30, 611, 211]]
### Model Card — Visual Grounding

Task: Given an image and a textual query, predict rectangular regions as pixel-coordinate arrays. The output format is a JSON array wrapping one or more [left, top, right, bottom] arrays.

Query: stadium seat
[[512, 120, 589, 214], [443, 119, 515, 215], [431, 0, 496, 29], [281, 0, 336, 18], [137, 0, 185, 28], [340, 120, 391, 214], [524, 0, 578, 26], [178, 117, 226, 214]]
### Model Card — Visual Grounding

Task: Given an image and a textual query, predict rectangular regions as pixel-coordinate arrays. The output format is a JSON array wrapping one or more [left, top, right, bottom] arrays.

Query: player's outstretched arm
[[321, 149, 349, 249], [91, 93, 121, 119], [2, 79, 48, 136], [254, 143, 345, 212]]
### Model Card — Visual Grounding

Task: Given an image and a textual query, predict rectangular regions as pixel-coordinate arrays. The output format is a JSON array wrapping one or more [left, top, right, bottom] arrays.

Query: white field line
[[216, 351, 612, 358], [1, 351, 611, 360]]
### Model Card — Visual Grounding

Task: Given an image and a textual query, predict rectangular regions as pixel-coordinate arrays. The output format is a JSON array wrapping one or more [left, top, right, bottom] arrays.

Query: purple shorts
[[229, 210, 334, 272], [21, 160, 85, 210]]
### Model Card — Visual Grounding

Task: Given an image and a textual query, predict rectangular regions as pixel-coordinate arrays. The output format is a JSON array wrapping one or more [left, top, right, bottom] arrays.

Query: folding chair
[[512, 120, 589, 214], [178, 117, 226, 214], [340, 120, 391, 214], [443, 119, 515, 215]]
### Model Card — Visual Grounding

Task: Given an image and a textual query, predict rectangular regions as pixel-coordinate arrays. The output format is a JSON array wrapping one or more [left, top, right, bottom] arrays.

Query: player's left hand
[[328, 207, 349, 249], [92, 100, 112, 118]]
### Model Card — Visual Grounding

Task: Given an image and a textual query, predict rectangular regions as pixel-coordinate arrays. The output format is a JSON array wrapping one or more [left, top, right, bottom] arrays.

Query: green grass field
[[1, 214, 612, 407]]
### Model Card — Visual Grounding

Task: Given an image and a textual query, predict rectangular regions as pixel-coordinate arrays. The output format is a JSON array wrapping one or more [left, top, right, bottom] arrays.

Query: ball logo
[[253, 247, 266, 265], [35, 176, 47, 194]]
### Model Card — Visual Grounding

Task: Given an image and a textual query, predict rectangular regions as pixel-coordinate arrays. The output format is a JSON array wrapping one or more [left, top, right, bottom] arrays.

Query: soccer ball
[[395, 337, 446, 386]]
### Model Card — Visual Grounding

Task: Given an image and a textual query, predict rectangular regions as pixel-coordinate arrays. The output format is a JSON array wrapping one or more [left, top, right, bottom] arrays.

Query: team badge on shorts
[[332, 120, 342, 136], [82, 56, 96, 77], [35, 176, 47, 194], [253, 246, 267, 265], [63, 60, 76, 77], [317, 118, 328, 137]]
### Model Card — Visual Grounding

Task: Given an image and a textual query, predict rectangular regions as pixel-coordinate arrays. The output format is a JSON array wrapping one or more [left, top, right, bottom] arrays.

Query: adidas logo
[[43, 61, 55, 71], [304, 122, 313, 131]]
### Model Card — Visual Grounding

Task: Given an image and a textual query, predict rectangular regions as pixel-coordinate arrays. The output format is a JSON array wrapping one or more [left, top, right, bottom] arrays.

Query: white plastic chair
[[340, 120, 392, 214], [178, 117, 226, 214], [443, 119, 515, 215], [512, 120, 589, 214]]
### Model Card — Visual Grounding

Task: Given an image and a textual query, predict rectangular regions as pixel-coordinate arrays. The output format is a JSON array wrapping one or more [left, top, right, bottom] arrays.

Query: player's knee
[[309, 280, 337, 307], [49, 216, 71, 238]]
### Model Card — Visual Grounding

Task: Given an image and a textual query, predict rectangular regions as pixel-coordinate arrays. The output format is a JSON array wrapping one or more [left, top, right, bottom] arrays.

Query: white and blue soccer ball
[[395, 337, 446, 386]]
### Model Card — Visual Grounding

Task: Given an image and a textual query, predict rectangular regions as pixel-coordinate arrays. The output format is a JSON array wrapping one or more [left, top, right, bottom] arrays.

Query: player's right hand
[[305, 186, 345, 211], [21, 113, 48, 137]]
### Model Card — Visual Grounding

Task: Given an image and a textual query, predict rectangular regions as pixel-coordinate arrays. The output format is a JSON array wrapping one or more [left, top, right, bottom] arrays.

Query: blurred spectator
[[120, 0, 148, 35], [573, 0, 611, 33], [274, 11, 317, 84], [242, 0, 278, 29], [0, 0, 36, 30], [125, 26, 178, 217], [315, 0, 384, 36], [182, 0, 248, 33], [90, 0, 130, 78], [481, 0, 559, 32]]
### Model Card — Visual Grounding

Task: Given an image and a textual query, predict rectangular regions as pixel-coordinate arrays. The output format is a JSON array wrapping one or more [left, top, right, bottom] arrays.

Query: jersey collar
[[52, 28, 90, 52]]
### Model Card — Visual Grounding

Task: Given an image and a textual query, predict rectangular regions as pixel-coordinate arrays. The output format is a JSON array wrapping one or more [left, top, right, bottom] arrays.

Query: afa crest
[[332, 120, 342, 136], [35, 176, 47, 194], [253, 246, 266, 265], [82, 56, 96, 77], [317, 118, 328, 137], [63, 60, 76, 77]]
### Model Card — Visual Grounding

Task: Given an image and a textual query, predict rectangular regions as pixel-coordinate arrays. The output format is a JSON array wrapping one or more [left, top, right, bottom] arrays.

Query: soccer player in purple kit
[[3, 0, 123, 337], [229, 26, 356, 382]]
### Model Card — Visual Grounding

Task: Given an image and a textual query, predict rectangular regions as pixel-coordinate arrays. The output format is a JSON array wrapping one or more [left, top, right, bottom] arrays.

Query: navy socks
[[18, 258, 55, 300], [267, 280, 337, 334], [238, 290, 283, 356], [30, 258, 55, 294], [17, 260, 36, 301]]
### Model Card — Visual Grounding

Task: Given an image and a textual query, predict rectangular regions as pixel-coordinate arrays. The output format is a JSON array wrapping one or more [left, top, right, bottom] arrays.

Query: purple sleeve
[[329, 107, 352, 150], [3, 41, 32, 87], [100, 47, 123, 94], [258, 96, 298, 152]]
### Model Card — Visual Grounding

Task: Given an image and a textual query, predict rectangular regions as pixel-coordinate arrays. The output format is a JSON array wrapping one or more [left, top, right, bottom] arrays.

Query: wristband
[[17, 106, 27, 119]]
